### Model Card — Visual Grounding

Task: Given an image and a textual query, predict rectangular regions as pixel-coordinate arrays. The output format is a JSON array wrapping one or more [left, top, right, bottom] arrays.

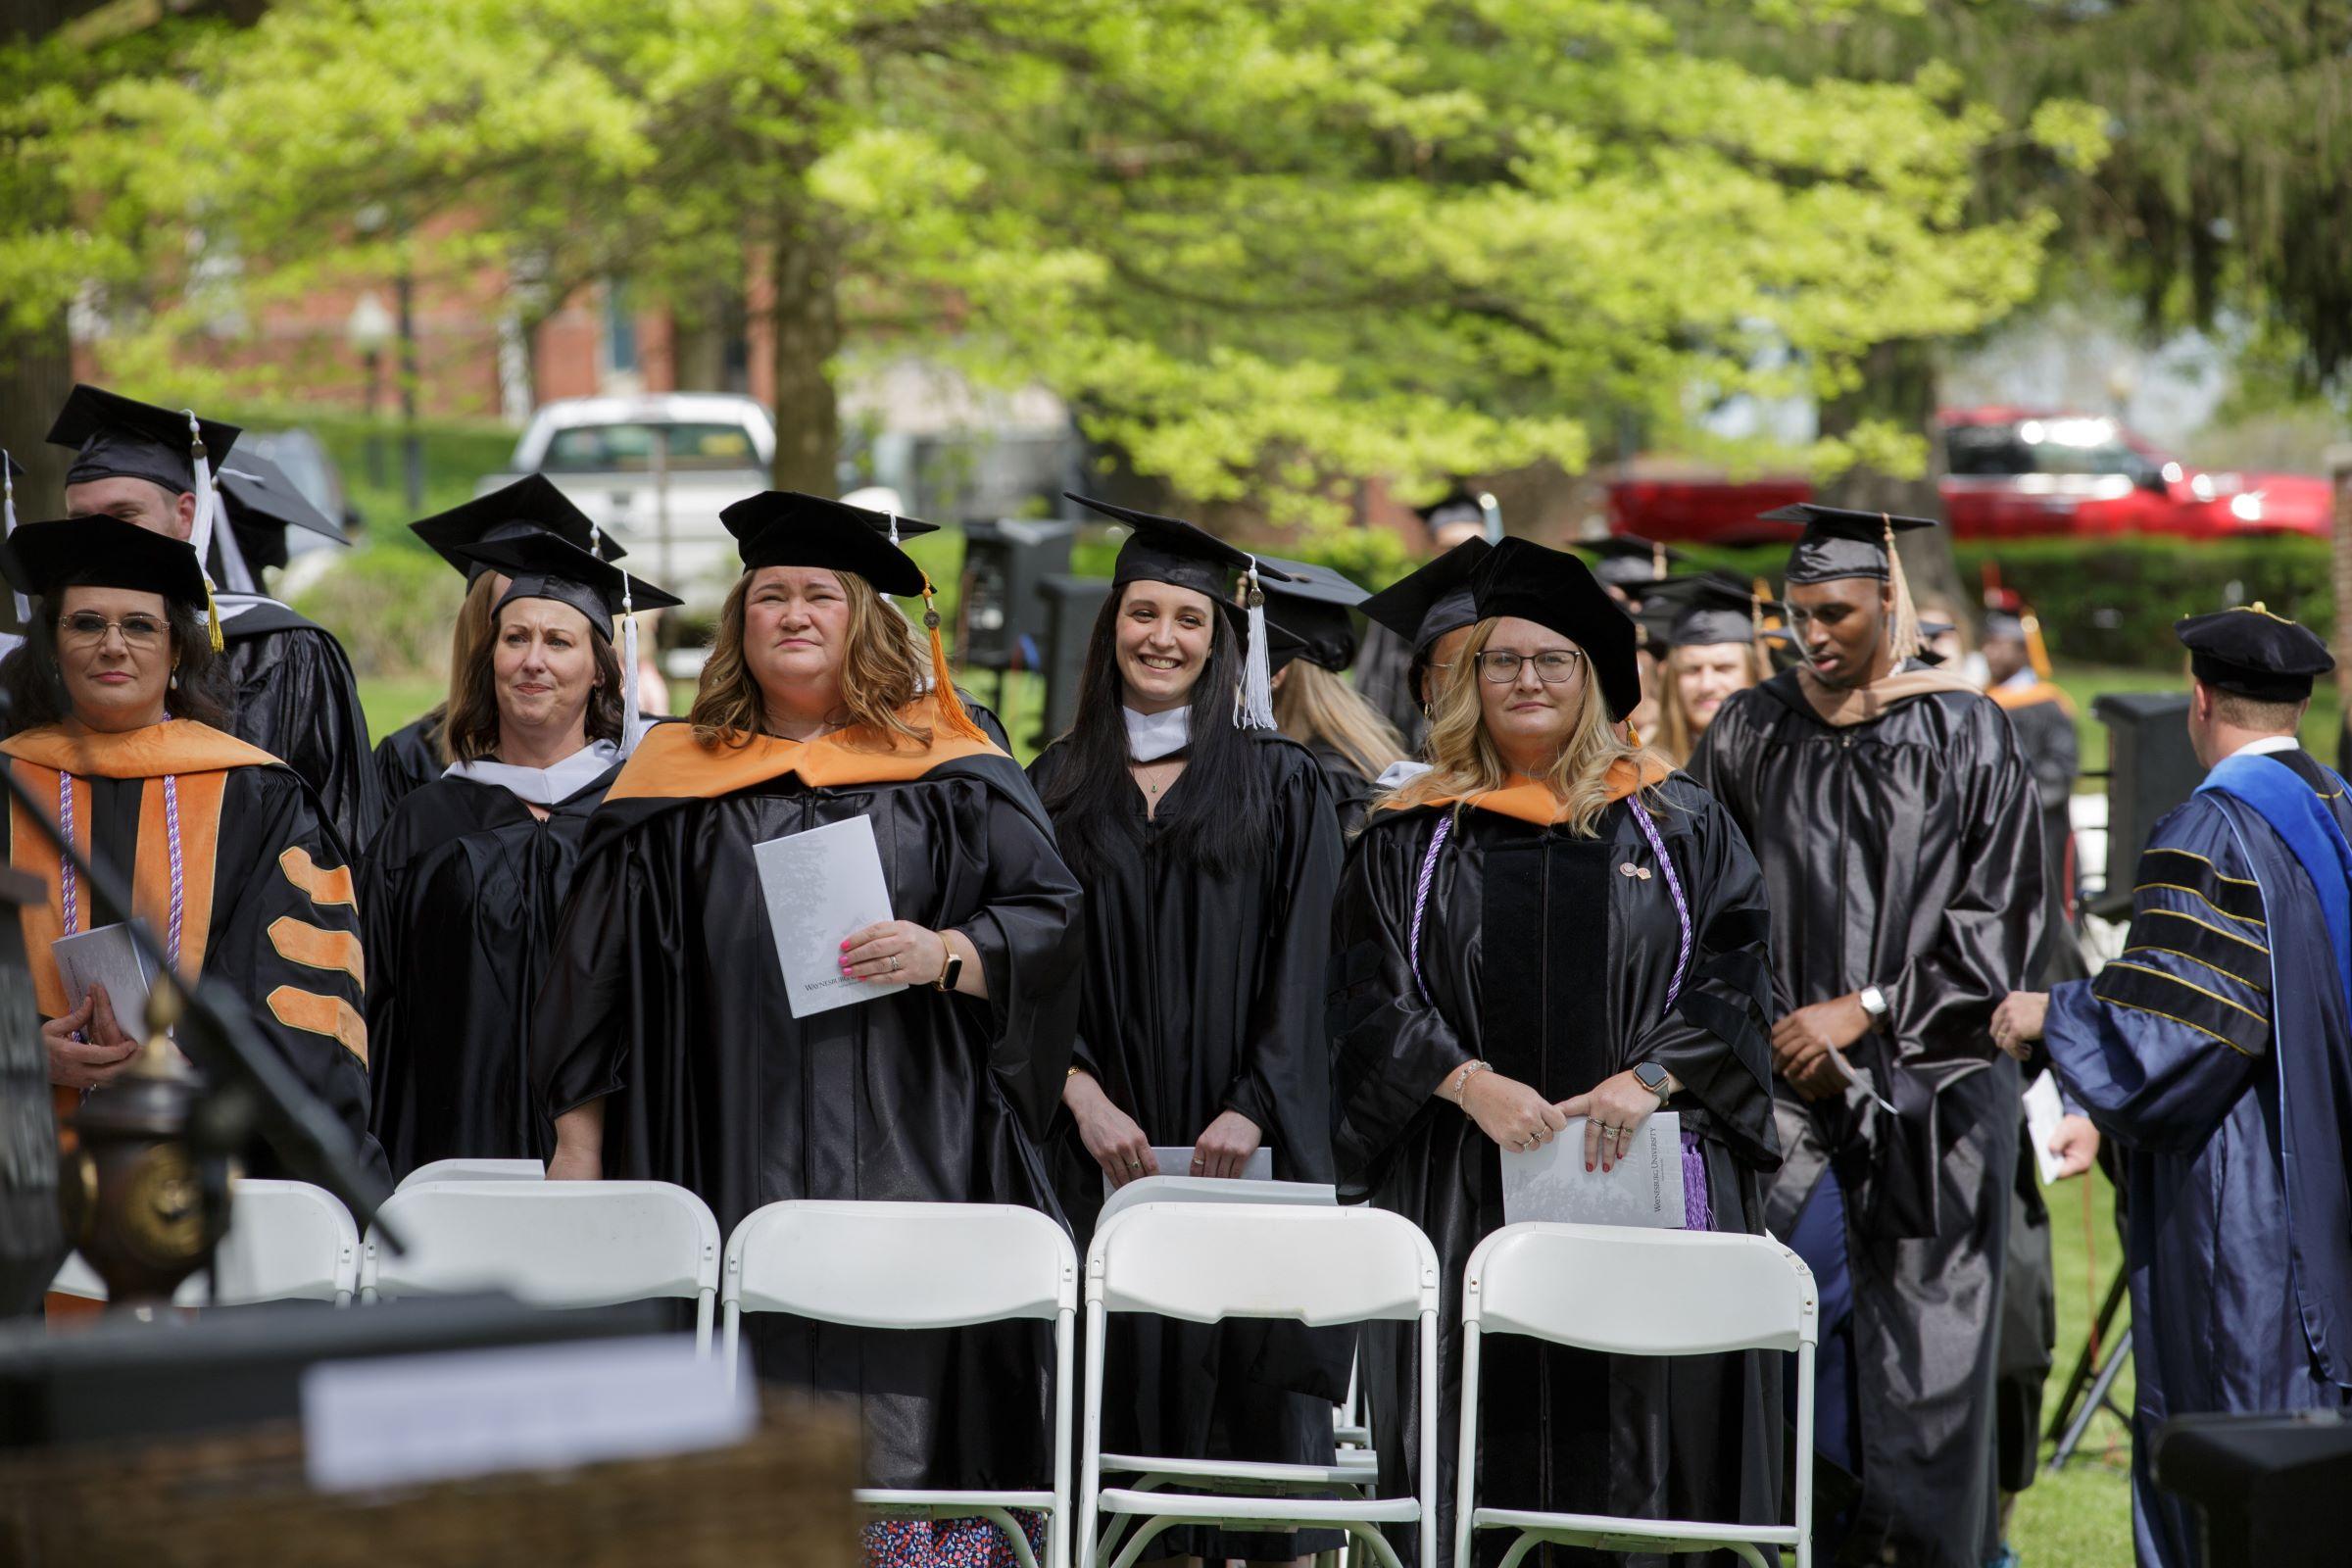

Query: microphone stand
[[0, 681, 399, 1310]]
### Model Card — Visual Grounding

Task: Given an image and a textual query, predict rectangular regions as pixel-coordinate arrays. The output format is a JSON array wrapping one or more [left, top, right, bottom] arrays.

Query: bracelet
[[1445, 1059, 1493, 1106]]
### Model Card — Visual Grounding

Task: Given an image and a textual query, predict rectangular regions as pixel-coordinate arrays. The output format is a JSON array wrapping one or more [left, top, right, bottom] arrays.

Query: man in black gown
[[1688, 502, 2043, 1568], [44, 385, 382, 851]]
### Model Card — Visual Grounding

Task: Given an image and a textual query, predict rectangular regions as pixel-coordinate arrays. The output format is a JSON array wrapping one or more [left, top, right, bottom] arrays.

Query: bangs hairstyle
[[1036, 581, 1269, 881], [1653, 639, 1774, 768], [444, 596, 625, 763], [689, 565, 933, 749], [1385, 615, 1665, 837], [0, 584, 232, 734], [1273, 660, 1405, 781]]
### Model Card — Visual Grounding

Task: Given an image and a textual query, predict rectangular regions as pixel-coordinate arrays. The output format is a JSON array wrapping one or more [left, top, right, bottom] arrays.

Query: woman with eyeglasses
[[1328, 538, 1781, 1562], [0, 518, 383, 1182]]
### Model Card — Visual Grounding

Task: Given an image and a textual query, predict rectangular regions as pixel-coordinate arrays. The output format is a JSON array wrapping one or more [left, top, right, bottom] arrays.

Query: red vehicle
[[1605, 408, 2333, 544]]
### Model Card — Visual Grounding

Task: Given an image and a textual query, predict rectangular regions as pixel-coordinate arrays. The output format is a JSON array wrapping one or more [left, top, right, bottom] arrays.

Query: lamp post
[[345, 291, 394, 490]]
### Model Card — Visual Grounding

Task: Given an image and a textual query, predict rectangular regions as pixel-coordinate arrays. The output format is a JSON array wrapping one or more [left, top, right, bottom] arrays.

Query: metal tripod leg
[[2046, 1266, 2130, 1442], [2048, 1334, 2132, 1472]]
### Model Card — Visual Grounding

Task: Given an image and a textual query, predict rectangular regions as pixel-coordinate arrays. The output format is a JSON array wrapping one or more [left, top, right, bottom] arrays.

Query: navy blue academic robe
[[2045, 746, 2352, 1568]]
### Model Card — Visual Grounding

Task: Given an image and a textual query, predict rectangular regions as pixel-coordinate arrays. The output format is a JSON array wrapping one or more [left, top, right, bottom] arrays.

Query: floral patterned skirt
[[862, 1509, 1047, 1568]]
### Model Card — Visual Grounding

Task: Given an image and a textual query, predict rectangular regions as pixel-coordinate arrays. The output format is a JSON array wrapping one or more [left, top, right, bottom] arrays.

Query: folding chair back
[[1082, 1202, 1443, 1568], [1092, 1201, 1437, 1327], [1458, 1223, 1818, 1568], [396, 1157, 545, 1190], [50, 1179, 360, 1307], [362, 1180, 721, 1351], [722, 1200, 1079, 1568]]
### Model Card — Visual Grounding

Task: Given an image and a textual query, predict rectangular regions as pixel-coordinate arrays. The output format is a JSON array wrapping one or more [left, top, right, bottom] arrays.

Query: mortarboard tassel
[[920, 573, 989, 744], [1, 454, 24, 627], [1880, 513, 1921, 664], [184, 411, 224, 652], [1651, 541, 1666, 583], [1236, 557, 1277, 731], [888, 512, 902, 547], [618, 569, 642, 759], [2024, 608, 2054, 683]]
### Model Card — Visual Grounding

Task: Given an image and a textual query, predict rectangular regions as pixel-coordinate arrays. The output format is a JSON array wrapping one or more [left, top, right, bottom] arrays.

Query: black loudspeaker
[[956, 519, 1076, 672], [2091, 691, 2203, 919], [2155, 1410, 2352, 1568], [1037, 575, 1114, 746]]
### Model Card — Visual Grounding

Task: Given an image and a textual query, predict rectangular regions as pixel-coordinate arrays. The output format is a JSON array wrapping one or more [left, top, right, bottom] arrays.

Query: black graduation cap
[[2177, 604, 2335, 703], [719, 490, 927, 597], [1761, 502, 1937, 585], [1065, 492, 1295, 601], [1468, 537, 1642, 720], [1359, 539, 1492, 660], [1413, 486, 1499, 539], [1583, 534, 1686, 594], [1260, 615, 1313, 673], [456, 531, 681, 642], [1258, 556, 1368, 673], [1647, 573, 1773, 649], [413, 476, 625, 583], [46, 384, 241, 495], [1981, 610, 2025, 644], [4, 515, 209, 609], [217, 449, 344, 543]]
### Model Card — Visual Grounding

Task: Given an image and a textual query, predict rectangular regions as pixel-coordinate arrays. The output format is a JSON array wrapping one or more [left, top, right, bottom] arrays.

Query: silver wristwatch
[[1858, 985, 1889, 1027]]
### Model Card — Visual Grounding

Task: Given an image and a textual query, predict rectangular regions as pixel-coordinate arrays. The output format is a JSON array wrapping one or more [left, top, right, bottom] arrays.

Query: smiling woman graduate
[[360, 531, 680, 1180], [530, 491, 1083, 1568], [0, 517, 382, 1183], [1329, 538, 1782, 1566], [1025, 493, 1347, 1566]]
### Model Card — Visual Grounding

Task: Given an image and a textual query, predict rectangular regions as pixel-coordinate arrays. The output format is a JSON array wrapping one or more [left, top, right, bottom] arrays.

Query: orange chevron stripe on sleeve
[[267, 985, 368, 1062], [277, 847, 356, 906], [269, 916, 365, 987]]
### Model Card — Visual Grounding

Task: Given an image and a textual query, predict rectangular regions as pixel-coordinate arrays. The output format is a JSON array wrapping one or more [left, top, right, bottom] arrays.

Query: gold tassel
[[204, 582, 223, 653], [921, 575, 988, 744], [1881, 514, 1921, 663], [1651, 541, 1666, 582], [2024, 609, 2054, 681]]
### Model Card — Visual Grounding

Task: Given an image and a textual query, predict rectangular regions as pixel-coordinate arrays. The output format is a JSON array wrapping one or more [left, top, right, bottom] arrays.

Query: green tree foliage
[[10, 0, 2057, 515]]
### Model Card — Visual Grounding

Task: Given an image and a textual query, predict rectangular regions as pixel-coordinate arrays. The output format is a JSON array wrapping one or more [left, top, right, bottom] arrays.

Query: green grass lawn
[[2011, 1167, 2135, 1565]]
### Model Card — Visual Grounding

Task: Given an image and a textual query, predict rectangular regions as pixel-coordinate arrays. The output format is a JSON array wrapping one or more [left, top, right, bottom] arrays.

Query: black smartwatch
[[935, 948, 964, 993], [1632, 1060, 1672, 1104]]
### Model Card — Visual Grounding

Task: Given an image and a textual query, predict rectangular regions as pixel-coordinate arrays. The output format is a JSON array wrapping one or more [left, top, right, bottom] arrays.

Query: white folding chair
[[395, 1157, 546, 1190], [1080, 1202, 1441, 1568], [721, 1200, 1077, 1568], [1455, 1223, 1818, 1568], [361, 1180, 722, 1352], [49, 1179, 362, 1307]]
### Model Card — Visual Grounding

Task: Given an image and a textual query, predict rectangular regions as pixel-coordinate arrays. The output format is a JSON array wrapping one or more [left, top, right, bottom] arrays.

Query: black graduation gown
[[2, 722, 385, 1186], [1687, 668, 2043, 1568], [1024, 730, 1347, 1555], [1307, 739, 1379, 839], [373, 707, 446, 821], [2046, 748, 2352, 1568], [361, 758, 619, 1179], [1328, 772, 1782, 1567], [215, 594, 382, 853], [532, 707, 1083, 1493]]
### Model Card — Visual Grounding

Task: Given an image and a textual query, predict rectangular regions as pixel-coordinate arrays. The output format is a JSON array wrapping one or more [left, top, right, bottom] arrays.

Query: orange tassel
[[922, 576, 989, 745]]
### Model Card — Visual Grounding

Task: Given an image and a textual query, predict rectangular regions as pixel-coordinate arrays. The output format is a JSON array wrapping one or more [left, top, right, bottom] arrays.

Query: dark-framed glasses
[[1476, 648, 1586, 684], [59, 612, 168, 651]]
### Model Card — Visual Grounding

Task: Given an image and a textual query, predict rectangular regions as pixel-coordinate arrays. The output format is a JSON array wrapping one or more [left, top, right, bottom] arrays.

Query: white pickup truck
[[474, 393, 776, 610]]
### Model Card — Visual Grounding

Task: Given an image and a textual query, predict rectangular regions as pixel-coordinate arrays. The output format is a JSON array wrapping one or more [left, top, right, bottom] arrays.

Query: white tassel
[[1236, 556, 1276, 731], [184, 411, 222, 651], [619, 571, 642, 758], [887, 512, 901, 546], [2, 455, 24, 626]]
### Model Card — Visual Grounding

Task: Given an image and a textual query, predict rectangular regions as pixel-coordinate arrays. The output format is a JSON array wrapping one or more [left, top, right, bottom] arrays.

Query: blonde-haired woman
[[533, 491, 1083, 1568], [1328, 537, 1782, 1562], [1651, 576, 1779, 769], [1261, 556, 1405, 835]]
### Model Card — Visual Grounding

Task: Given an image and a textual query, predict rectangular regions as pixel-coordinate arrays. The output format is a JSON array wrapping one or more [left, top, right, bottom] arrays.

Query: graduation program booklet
[[52, 923, 154, 1036], [754, 816, 908, 1019], [1101, 1146, 1274, 1198], [1500, 1112, 1686, 1229], [2023, 1069, 2068, 1187]]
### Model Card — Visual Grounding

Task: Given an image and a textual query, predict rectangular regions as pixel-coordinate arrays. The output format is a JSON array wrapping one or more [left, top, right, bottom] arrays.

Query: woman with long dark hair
[[1, 518, 381, 1182], [361, 531, 679, 1179], [1027, 494, 1346, 1565], [533, 491, 1082, 1568], [1330, 539, 1781, 1564]]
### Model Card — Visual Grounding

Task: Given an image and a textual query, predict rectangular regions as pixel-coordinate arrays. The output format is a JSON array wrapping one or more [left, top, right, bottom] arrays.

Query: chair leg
[[968, 1506, 1042, 1568], [1494, 1532, 1543, 1568], [1104, 1514, 1179, 1568]]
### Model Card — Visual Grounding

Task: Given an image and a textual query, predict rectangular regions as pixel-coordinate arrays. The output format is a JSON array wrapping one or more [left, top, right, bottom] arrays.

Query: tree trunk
[[1817, 337, 1975, 633], [0, 313, 76, 514], [765, 194, 841, 494]]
